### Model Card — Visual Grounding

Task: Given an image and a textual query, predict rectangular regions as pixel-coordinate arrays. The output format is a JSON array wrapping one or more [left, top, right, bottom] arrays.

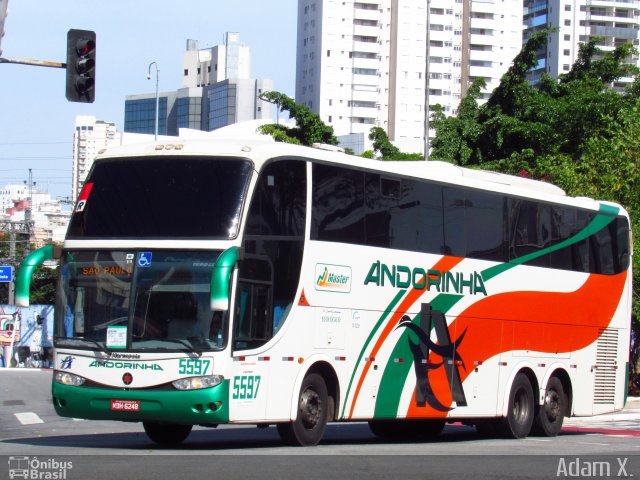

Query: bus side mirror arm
[[210, 246, 242, 311], [15, 245, 62, 307]]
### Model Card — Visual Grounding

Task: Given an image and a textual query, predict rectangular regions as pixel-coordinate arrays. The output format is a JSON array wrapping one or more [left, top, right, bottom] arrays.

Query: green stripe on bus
[[482, 208, 617, 282], [372, 203, 621, 419], [373, 294, 463, 418], [374, 325, 415, 418], [340, 289, 406, 418]]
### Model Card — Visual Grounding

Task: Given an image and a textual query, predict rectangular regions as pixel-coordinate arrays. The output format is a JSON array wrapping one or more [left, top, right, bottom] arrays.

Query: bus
[[15, 130, 633, 446]]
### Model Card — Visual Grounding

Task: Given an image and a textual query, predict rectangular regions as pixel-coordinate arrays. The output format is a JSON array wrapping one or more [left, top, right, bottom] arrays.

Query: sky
[[0, 1, 297, 201]]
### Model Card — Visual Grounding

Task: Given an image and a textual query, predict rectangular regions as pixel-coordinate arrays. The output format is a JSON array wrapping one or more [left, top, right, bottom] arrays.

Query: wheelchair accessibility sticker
[[138, 252, 152, 268]]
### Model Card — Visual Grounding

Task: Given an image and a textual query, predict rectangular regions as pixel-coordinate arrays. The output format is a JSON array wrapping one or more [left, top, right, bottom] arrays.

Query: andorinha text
[[89, 360, 163, 370], [364, 261, 487, 296]]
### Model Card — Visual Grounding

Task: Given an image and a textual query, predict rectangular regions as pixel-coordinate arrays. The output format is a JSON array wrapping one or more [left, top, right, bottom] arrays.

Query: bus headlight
[[54, 371, 86, 386], [172, 375, 224, 391]]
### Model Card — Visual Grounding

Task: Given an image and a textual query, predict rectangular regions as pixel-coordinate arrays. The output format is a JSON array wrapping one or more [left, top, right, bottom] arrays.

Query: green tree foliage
[[430, 29, 640, 333], [29, 265, 58, 304], [367, 127, 423, 160], [257, 91, 338, 146], [429, 80, 485, 165]]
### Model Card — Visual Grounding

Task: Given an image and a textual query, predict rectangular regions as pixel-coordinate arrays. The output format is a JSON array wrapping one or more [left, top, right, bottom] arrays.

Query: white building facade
[[524, 0, 640, 88], [72, 116, 120, 201], [182, 33, 252, 88], [296, 0, 522, 154], [0, 186, 71, 247]]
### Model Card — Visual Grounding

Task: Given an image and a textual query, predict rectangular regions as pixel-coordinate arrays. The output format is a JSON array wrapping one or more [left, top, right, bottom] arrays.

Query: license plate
[[110, 399, 140, 412]]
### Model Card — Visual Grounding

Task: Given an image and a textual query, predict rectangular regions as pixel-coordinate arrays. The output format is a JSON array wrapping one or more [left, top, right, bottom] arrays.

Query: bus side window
[[233, 256, 273, 349], [237, 160, 307, 350]]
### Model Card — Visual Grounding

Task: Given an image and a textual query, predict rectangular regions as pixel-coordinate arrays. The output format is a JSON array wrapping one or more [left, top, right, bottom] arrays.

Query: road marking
[[14, 412, 44, 425], [576, 441, 611, 446]]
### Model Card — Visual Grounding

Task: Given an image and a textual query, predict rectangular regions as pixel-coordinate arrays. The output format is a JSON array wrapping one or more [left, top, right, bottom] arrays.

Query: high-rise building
[[72, 116, 119, 201], [295, 0, 522, 154], [524, 0, 640, 88], [124, 33, 273, 136], [72, 116, 153, 201]]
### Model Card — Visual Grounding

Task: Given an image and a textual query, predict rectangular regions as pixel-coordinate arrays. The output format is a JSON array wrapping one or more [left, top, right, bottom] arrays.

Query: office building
[[124, 33, 273, 136]]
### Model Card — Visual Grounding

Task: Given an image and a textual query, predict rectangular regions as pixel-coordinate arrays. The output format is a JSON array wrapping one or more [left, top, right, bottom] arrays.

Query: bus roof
[[94, 128, 625, 217]]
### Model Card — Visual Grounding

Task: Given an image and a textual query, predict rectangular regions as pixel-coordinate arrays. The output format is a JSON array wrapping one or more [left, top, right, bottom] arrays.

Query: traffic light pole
[[0, 56, 65, 68], [1, 28, 95, 103]]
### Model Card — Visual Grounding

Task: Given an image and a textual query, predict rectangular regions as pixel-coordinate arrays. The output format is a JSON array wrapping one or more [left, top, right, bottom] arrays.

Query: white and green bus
[[16, 131, 633, 445]]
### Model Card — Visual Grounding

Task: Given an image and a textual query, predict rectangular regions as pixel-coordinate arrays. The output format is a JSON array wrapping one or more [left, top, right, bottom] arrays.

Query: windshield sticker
[[137, 252, 152, 268], [106, 326, 127, 349], [74, 182, 94, 213], [315, 264, 352, 293]]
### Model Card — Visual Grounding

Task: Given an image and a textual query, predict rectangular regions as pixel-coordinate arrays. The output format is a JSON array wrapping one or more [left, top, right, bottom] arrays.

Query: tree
[[367, 127, 423, 160], [430, 80, 485, 165], [257, 91, 338, 146], [30, 265, 58, 304], [430, 30, 640, 353]]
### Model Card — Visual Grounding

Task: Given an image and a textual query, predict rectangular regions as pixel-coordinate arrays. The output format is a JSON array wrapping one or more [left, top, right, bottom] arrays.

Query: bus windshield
[[54, 250, 227, 352], [67, 157, 253, 239]]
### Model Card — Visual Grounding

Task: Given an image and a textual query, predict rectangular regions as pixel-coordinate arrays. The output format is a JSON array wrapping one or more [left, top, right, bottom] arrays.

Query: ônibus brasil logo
[[315, 264, 352, 293]]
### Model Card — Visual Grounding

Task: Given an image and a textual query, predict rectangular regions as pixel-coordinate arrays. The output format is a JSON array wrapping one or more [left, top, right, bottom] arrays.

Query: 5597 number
[[232, 375, 261, 400], [178, 358, 211, 376]]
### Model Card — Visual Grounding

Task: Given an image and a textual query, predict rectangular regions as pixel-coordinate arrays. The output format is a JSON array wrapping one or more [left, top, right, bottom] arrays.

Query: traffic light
[[65, 29, 96, 103]]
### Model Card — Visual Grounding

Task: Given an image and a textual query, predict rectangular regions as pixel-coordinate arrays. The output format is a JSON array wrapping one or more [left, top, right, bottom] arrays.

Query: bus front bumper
[[52, 380, 230, 424]]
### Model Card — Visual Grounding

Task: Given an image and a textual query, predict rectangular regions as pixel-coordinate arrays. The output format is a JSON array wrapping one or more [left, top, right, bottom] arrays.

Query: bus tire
[[496, 373, 534, 439], [143, 422, 192, 445], [531, 376, 566, 437], [277, 373, 329, 446], [369, 419, 445, 439]]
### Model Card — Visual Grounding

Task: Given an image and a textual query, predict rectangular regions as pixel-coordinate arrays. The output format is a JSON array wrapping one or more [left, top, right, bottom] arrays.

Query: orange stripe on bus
[[347, 255, 463, 419], [404, 270, 628, 418]]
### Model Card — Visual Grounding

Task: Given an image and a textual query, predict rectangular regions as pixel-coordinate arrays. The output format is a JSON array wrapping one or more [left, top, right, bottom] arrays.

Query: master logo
[[315, 264, 352, 293]]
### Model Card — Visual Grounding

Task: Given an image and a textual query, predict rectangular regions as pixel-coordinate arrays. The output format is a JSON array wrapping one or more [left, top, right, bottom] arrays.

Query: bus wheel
[[143, 422, 193, 445], [531, 376, 566, 437], [369, 419, 445, 439], [496, 373, 534, 439], [277, 373, 329, 446]]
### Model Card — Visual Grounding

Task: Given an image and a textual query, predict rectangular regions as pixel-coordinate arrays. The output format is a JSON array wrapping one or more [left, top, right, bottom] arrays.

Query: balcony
[[589, 25, 638, 38], [352, 42, 381, 56], [353, 8, 382, 22], [353, 24, 380, 38]]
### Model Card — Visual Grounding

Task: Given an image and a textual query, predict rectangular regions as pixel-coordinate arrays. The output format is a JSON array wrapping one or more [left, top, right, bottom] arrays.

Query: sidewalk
[[626, 396, 640, 409], [563, 397, 640, 426]]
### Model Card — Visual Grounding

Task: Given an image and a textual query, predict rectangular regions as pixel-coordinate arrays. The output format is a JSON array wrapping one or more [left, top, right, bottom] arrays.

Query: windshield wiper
[[55, 337, 110, 354], [157, 337, 203, 357]]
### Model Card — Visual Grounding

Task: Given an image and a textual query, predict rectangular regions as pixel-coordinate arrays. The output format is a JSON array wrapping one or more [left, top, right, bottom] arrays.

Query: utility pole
[[23, 168, 34, 256], [0, 170, 35, 304], [423, 0, 431, 160]]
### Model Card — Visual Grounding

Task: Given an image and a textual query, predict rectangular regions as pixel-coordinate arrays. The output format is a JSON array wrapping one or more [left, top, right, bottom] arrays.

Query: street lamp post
[[147, 61, 159, 140], [423, 0, 431, 160]]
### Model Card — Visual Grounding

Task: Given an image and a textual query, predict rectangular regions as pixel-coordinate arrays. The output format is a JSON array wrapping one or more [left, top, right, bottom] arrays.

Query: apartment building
[[295, 0, 521, 154], [524, 0, 640, 87]]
